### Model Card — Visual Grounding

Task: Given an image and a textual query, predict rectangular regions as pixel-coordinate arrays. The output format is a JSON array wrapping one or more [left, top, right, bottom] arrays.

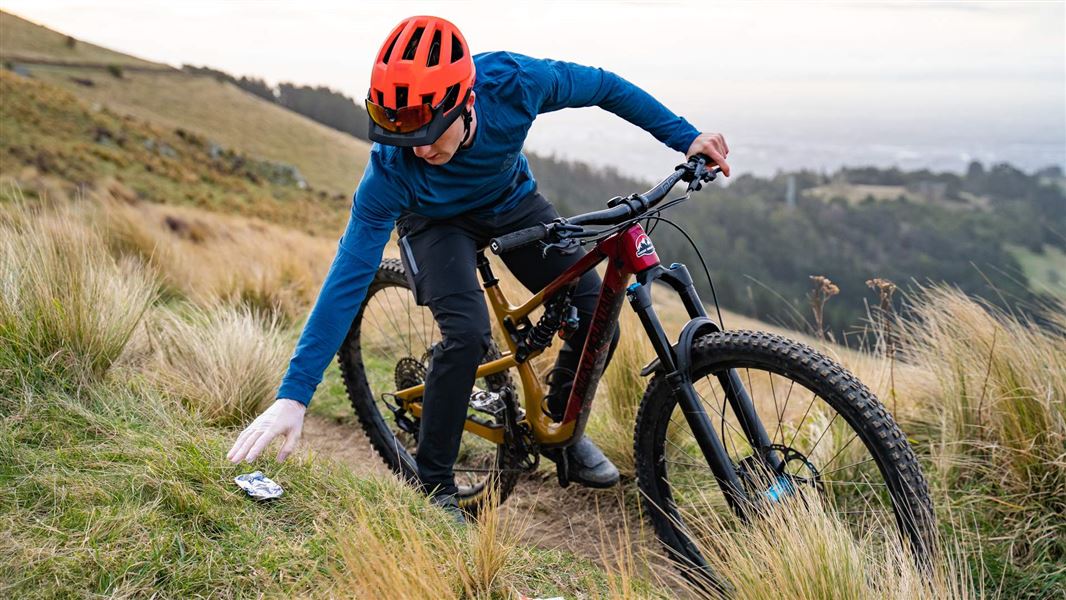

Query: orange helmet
[[366, 16, 475, 147]]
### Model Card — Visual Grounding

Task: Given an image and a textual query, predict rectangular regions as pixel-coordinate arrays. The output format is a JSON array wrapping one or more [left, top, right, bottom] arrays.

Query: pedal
[[556, 451, 570, 488], [469, 388, 505, 418], [543, 447, 571, 488]]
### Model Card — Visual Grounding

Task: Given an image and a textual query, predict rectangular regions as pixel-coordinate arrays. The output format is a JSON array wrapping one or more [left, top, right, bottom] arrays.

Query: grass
[[0, 198, 155, 393], [899, 286, 1066, 597], [95, 196, 335, 323], [0, 9, 163, 68], [1006, 243, 1066, 300], [2, 10, 370, 198], [0, 69, 353, 236], [146, 306, 288, 427], [668, 489, 977, 600]]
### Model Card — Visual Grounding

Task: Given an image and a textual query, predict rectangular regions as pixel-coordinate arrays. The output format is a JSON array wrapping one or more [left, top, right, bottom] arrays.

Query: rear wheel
[[634, 330, 935, 588], [337, 259, 521, 515]]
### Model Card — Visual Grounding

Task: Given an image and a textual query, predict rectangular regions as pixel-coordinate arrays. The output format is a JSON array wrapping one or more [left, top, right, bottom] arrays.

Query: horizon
[[2, 1, 1063, 179]]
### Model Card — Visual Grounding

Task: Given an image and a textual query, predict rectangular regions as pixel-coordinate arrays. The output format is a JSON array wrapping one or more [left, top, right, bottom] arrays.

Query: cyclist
[[226, 15, 730, 522]]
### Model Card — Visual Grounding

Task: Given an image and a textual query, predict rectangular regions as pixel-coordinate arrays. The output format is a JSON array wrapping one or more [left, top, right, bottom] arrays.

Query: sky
[[3, 0, 1064, 179]]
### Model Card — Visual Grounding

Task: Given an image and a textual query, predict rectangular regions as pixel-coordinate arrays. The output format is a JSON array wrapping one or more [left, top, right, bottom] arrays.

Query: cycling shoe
[[544, 436, 620, 489]]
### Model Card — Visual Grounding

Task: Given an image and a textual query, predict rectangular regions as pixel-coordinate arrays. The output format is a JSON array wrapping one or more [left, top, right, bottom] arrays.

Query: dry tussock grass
[[337, 484, 527, 599], [145, 306, 288, 427], [95, 195, 335, 322], [666, 490, 976, 600], [0, 198, 155, 388], [899, 286, 1065, 589]]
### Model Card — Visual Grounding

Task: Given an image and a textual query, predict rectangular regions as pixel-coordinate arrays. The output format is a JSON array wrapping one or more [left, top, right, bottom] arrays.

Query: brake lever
[[542, 238, 581, 257], [686, 164, 721, 193]]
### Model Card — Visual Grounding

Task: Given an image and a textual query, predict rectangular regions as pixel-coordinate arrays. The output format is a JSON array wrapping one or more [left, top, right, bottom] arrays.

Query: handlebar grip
[[489, 224, 548, 255]]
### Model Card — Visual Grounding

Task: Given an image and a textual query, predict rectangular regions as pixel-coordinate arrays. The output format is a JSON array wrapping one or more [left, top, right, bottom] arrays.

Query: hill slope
[[1, 10, 371, 197], [0, 70, 351, 236], [0, 9, 163, 68]]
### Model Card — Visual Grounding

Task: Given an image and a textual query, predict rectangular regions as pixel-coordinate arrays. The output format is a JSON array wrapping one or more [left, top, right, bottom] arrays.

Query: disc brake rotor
[[737, 443, 824, 504]]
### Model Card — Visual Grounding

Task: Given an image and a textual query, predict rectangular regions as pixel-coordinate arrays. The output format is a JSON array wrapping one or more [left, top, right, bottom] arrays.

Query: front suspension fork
[[628, 263, 781, 517]]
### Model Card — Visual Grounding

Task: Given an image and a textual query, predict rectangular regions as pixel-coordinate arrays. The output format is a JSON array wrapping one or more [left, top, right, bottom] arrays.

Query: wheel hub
[[737, 443, 824, 504]]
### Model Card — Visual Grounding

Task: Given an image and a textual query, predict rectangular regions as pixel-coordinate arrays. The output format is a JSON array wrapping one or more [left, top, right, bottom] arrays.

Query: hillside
[[0, 70, 350, 237], [1, 10, 371, 197], [0, 9, 163, 68]]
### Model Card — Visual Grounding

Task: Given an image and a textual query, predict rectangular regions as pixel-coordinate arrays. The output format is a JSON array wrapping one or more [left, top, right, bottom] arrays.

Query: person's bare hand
[[226, 399, 306, 463], [686, 132, 730, 177]]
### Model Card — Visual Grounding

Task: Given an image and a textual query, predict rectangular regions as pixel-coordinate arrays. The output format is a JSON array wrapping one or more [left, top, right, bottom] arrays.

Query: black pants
[[397, 192, 620, 497]]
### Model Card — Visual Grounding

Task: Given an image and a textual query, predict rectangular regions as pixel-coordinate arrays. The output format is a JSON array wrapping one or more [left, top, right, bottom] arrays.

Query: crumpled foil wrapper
[[234, 471, 284, 500]]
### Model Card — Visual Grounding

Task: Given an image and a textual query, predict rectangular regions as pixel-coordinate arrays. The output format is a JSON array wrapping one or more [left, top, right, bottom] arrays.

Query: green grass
[[0, 379, 635, 599], [0, 380, 389, 598], [1007, 243, 1066, 299], [308, 360, 357, 423]]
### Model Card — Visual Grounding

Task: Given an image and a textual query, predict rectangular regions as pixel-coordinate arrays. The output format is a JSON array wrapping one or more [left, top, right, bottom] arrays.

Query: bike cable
[[550, 192, 727, 329], [642, 212, 727, 330]]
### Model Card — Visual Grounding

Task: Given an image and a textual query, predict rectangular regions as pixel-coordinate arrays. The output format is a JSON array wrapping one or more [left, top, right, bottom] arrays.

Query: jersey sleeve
[[515, 53, 700, 154], [276, 165, 400, 406]]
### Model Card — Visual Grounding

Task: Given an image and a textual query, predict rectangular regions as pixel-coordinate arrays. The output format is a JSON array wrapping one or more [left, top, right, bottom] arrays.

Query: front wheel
[[634, 330, 935, 587]]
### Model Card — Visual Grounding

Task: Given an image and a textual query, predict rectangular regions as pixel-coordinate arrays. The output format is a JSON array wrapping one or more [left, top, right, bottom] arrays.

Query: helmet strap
[[458, 108, 473, 150]]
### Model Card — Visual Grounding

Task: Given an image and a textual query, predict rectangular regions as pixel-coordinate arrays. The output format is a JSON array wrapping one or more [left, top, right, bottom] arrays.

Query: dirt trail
[[300, 414, 690, 597]]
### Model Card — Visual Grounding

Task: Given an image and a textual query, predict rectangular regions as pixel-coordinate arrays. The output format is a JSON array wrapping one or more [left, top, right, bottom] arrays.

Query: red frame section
[[553, 223, 661, 431]]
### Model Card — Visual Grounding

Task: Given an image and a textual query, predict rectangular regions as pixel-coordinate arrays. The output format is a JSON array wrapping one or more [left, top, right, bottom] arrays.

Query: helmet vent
[[450, 34, 464, 62], [426, 29, 442, 67], [421, 93, 435, 106], [440, 84, 460, 111], [401, 27, 424, 61], [395, 86, 408, 109], [375, 89, 384, 105], [381, 33, 400, 65]]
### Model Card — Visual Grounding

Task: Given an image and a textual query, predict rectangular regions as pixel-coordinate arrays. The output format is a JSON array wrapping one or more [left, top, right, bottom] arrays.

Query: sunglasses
[[365, 85, 463, 135], [365, 100, 435, 134]]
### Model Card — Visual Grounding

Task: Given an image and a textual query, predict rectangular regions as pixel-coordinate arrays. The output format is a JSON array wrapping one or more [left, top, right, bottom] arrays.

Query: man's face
[[411, 93, 474, 165]]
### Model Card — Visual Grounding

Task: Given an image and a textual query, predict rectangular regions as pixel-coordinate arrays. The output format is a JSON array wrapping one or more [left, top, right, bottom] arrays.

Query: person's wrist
[[276, 398, 307, 414]]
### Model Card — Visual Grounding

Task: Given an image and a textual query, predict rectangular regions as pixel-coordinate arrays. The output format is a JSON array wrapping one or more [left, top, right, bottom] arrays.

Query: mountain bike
[[336, 155, 935, 587]]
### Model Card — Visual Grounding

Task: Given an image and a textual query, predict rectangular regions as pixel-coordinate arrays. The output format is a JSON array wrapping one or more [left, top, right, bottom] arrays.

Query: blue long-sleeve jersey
[[277, 51, 700, 405]]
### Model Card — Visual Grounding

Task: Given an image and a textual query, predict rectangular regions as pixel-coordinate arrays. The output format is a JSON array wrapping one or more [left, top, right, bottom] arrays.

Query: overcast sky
[[3, 1, 1063, 177]]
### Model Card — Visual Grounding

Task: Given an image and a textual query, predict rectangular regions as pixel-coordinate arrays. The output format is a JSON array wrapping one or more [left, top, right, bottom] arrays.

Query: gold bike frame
[[391, 221, 657, 448], [393, 247, 609, 446]]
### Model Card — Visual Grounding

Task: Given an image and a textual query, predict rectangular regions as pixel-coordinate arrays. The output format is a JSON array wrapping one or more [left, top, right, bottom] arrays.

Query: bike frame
[[392, 218, 778, 513]]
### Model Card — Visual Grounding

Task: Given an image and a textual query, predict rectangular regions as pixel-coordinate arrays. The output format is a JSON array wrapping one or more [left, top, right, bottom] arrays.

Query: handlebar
[[488, 223, 548, 254], [489, 154, 720, 255]]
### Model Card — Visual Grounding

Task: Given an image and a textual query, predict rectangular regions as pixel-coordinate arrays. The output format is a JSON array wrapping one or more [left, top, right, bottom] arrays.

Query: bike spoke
[[787, 390, 819, 449], [808, 412, 840, 458], [775, 379, 796, 447], [767, 371, 781, 446], [821, 433, 861, 471]]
